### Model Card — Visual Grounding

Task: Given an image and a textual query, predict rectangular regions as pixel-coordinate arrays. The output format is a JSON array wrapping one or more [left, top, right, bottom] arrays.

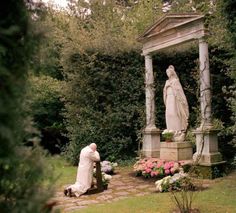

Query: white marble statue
[[64, 143, 100, 197], [163, 65, 189, 141]]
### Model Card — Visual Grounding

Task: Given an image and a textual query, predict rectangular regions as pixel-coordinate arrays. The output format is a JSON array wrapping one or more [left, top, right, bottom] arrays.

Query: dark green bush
[[25, 75, 67, 154], [63, 51, 145, 164], [222, 0, 236, 152]]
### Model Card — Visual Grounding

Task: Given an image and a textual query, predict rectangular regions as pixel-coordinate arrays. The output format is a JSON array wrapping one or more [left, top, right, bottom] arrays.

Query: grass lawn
[[46, 155, 77, 189], [48, 156, 236, 213]]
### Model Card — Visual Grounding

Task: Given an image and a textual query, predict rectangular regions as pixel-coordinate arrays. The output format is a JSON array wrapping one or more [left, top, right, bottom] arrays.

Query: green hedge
[[63, 51, 145, 164]]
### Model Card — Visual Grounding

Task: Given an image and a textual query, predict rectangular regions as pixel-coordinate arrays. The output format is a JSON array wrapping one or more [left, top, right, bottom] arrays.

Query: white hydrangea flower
[[103, 173, 112, 181]]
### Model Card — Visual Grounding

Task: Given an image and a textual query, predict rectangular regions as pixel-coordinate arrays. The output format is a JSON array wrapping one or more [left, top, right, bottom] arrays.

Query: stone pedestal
[[142, 128, 161, 158], [193, 129, 224, 166], [160, 142, 193, 161]]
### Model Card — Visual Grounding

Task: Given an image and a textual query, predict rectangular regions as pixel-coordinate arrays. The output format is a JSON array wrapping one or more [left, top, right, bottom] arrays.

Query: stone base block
[[193, 152, 223, 166], [193, 129, 223, 165], [141, 150, 160, 158], [142, 128, 161, 158], [160, 142, 193, 161]]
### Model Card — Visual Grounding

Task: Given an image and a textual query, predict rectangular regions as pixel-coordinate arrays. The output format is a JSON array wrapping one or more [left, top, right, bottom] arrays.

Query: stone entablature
[[138, 14, 205, 54]]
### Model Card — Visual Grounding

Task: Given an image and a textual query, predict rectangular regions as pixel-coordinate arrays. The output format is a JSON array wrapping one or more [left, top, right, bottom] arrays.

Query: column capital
[[144, 54, 152, 60], [199, 37, 208, 44]]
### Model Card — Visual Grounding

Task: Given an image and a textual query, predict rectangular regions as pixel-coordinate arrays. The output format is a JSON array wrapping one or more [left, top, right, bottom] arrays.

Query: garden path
[[51, 168, 156, 212]]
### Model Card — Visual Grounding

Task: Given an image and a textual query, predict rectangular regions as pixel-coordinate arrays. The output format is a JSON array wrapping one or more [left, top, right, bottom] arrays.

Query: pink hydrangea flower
[[164, 162, 171, 170], [165, 169, 170, 175], [151, 171, 155, 177], [157, 162, 163, 168], [147, 162, 154, 168], [134, 158, 183, 179]]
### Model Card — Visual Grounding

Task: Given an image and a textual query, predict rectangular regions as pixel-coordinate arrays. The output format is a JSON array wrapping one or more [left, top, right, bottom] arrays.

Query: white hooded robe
[[67, 145, 100, 197]]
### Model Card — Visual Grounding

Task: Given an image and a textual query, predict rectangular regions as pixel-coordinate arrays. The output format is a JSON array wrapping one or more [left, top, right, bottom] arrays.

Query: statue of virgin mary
[[163, 65, 189, 140]]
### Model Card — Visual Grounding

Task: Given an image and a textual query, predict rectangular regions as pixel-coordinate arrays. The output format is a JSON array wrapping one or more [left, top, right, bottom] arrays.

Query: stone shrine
[[138, 14, 224, 167]]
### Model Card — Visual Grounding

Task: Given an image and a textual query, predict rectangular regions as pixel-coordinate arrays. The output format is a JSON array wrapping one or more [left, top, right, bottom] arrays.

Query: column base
[[193, 152, 224, 166], [142, 127, 161, 158], [193, 129, 223, 166], [160, 141, 193, 161]]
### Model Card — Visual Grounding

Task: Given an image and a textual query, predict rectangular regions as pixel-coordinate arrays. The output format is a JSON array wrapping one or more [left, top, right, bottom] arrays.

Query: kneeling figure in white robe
[[65, 143, 100, 197]]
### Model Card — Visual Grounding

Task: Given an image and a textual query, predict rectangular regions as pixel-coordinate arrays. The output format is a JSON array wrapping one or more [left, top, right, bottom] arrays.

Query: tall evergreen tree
[[0, 1, 51, 212]]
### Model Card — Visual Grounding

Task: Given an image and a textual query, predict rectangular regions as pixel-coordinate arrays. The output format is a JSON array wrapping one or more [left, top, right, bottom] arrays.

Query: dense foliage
[[26, 7, 67, 153], [0, 1, 52, 212], [222, 0, 236, 151], [30, 0, 235, 164], [25, 75, 67, 153], [63, 51, 145, 164]]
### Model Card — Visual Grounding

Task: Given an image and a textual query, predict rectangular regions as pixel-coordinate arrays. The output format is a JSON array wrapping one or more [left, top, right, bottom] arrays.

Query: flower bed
[[155, 171, 195, 192], [101, 161, 118, 174], [133, 158, 182, 178]]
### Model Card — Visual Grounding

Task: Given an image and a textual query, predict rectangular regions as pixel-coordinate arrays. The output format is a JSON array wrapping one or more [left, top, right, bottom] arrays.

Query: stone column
[[193, 38, 223, 166], [145, 54, 156, 129], [198, 38, 212, 129], [142, 54, 160, 158]]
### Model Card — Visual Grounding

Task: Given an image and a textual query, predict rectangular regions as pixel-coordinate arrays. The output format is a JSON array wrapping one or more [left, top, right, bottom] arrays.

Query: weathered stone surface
[[96, 195, 114, 200], [160, 141, 193, 161], [136, 184, 151, 189], [115, 185, 133, 190], [193, 129, 224, 165], [126, 188, 139, 193], [114, 191, 130, 196], [142, 128, 161, 158], [138, 14, 205, 54]]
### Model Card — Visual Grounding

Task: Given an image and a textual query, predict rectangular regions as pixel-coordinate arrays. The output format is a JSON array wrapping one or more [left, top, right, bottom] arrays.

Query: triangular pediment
[[138, 14, 204, 41]]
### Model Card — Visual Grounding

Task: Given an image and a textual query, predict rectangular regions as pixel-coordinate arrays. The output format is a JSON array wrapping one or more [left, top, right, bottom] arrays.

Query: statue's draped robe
[[163, 78, 189, 131], [67, 146, 100, 197]]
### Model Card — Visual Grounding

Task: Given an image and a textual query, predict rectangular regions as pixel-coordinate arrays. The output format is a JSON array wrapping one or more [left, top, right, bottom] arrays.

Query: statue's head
[[166, 65, 178, 79]]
